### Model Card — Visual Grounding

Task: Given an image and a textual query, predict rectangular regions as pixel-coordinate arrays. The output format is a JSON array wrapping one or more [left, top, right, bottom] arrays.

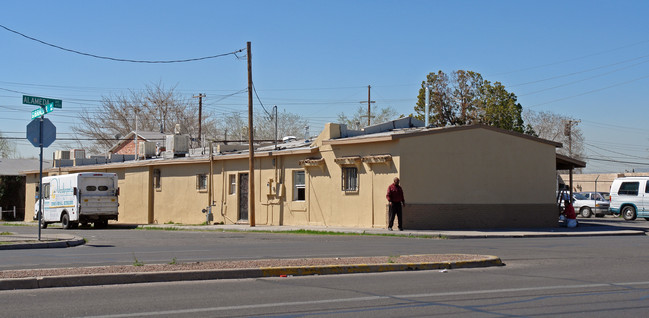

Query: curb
[[0, 235, 85, 250], [0, 255, 503, 291]]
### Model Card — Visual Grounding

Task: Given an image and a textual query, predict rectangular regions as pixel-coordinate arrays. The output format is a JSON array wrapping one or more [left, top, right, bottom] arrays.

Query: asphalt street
[[1, 218, 649, 316]]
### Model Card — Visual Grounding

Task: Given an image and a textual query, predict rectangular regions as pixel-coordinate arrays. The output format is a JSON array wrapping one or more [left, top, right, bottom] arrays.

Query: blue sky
[[1, 0, 648, 173]]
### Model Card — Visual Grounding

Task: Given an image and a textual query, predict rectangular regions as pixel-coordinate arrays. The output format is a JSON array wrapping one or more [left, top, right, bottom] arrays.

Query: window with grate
[[196, 174, 208, 191], [153, 169, 161, 190], [341, 167, 358, 192]]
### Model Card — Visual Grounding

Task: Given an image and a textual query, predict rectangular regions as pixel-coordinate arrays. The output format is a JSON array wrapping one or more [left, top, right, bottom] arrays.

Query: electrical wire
[[251, 82, 272, 118], [490, 39, 649, 76], [0, 24, 245, 64], [528, 74, 649, 108]]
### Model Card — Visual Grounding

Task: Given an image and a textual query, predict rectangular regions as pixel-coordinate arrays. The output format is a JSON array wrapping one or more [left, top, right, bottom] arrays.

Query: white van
[[609, 177, 649, 221], [34, 172, 119, 229]]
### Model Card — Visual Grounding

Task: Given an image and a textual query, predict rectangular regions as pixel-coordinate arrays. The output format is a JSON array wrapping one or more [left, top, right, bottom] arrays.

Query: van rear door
[[643, 181, 649, 213], [78, 176, 118, 215]]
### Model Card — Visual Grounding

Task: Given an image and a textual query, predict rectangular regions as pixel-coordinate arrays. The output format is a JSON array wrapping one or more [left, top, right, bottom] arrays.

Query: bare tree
[[337, 105, 398, 130], [523, 110, 584, 160], [213, 109, 309, 143], [0, 132, 16, 158], [73, 82, 216, 154]]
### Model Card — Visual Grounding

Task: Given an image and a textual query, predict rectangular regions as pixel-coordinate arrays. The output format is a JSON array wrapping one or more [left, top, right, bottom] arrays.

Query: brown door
[[238, 173, 248, 221]]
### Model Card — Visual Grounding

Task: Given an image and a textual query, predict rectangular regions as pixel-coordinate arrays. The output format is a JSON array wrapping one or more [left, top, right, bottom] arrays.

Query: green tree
[[415, 70, 533, 134], [480, 81, 531, 134]]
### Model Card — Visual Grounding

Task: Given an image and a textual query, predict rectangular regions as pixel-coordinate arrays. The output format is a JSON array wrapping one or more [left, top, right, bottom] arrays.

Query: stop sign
[[26, 118, 56, 148]]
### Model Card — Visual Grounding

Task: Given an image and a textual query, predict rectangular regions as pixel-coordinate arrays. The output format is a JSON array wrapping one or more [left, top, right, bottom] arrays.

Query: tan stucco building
[[24, 122, 570, 230]]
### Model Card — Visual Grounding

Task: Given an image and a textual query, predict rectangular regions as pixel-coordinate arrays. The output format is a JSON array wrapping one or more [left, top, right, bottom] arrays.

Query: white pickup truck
[[34, 172, 119, 229]]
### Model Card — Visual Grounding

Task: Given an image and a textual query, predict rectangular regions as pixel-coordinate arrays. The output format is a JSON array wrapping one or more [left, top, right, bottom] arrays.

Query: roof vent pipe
[[424, 84, 431, 128]]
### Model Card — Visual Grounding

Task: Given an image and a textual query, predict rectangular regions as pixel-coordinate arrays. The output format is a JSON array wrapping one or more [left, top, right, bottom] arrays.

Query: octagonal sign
[[26, 118, 56, 148]]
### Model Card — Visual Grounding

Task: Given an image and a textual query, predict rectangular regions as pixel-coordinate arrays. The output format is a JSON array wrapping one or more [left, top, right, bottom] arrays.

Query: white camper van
[[34, 172, 119, 229], [609, 176, 649, 221]]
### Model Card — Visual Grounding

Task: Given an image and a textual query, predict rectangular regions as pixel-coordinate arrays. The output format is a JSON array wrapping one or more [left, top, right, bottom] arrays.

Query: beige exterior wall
[[398, 128, 559, 229], [400, 128, 557, 204], [301, 141, 399, 228], [23, 124, 562, 230], [115, 166, 150, 224]]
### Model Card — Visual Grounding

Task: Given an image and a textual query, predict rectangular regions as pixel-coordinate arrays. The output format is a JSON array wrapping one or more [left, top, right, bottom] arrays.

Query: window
[[293, 171, 305, 201], [646, 181, 649, 194], [341, 167, 358, 192], [43, 183, 50, 199], [229, 174, 236, 195], [86, 186, 97, 191], [619, 182, 639, 195], [153, 169, 161, 190], [98, 186, 109, 191], [196, 174, 208, 191]]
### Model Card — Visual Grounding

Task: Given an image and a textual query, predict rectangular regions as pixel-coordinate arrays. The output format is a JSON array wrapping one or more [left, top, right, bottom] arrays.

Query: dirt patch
[[0, 254, 491, 279]]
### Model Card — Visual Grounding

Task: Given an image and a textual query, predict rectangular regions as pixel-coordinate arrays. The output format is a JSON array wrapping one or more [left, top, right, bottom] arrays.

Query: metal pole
[[38, 115, 43, 241], [194, 94, 206, 148], [425, 85, 430, 127], [247, 41, 256, 227], [273, 105, 278, 150], [366, 85, 371, 126], [135, 108, 138, 161]]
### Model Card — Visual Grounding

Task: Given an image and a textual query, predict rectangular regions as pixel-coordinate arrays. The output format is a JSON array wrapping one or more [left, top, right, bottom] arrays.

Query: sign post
[[24, 96, 61, 240]]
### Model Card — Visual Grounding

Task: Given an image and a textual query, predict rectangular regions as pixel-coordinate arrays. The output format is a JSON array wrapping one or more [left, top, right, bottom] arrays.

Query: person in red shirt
[[563, 198, 577, 228], [386, 177, 406, 231]]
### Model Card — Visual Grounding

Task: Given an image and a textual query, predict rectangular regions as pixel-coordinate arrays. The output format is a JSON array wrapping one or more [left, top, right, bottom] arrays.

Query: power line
[[528, 74, 649, 108], [251, 82, 271, 118], [584, 142, 649, 160], [0, 24, 245, 64], [490, 39, 649, 76], [511, 54, 649, 87], [583, 157, 649, 166], [518, 59, 649, 97]]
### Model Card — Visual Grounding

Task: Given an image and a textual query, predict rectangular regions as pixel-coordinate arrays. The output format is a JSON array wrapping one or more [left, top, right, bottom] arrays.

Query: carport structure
[[556, 153, 587, 202]]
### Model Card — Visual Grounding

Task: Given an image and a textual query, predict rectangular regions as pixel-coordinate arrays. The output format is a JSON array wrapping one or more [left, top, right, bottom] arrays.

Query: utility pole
[[247, 41, 256, 227], [359, 85, 375, 127], [272, 105, 278, 150], [134, 107, 139, 160], [193, 93, 206, 147], [564, 119, 580, 157]]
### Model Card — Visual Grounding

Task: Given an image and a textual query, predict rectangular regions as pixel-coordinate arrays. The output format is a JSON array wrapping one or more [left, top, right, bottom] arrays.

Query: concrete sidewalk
[[1, 220, 647, 250], [138, 221, 647, 239]]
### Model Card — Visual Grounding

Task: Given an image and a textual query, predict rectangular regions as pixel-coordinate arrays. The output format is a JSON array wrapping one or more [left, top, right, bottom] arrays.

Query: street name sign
[[31, 102, 54, 119], [23, 95, 62, 108]]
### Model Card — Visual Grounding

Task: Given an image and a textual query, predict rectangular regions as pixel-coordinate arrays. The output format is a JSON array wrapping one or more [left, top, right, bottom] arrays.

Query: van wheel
[[622, 206, 637, 221], [41, 222, 48, 229], [61, 213, 71, 229], [580, 207, 592, 218], [644, 218, 649, 221]]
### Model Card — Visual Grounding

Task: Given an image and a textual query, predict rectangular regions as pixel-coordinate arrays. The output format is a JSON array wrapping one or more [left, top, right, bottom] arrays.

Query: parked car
[[573, 192, 610, 218], [609, 177, 649, 221], [580, 191, 610, 201]]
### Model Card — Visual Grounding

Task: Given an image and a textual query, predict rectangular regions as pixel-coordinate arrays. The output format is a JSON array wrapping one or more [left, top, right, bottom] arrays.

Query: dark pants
[[388, 202, 402, 230]]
